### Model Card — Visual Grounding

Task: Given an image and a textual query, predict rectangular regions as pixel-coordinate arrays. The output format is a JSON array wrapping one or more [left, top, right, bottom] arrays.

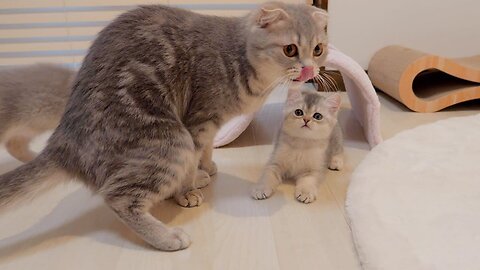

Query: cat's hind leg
[[107, 195, 191, 250], [193, 169, 212, 189], [199, 139, 217, 176], [101, 143, 198, 250]]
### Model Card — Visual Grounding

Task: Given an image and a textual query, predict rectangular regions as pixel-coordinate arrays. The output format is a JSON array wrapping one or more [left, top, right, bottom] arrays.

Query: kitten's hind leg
[[107, 197, 191, 251], [328, 124, 345, 171], [251, 165, 282, 200], [328, 153, 344, 171]]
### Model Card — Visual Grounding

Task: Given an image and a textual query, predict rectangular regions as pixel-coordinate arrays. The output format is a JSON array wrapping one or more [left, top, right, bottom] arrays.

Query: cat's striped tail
[[0, 153, 67, 208]]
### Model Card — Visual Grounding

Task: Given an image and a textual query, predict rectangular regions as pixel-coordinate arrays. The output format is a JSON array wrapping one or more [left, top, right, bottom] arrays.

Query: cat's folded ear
[[325, 93, 341, 114], [312, 8, 328, 30], [255, 5, 289, 28]]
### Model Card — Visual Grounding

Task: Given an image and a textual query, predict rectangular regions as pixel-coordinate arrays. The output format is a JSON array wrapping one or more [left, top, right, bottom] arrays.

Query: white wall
[[328, 0, 480, 69]]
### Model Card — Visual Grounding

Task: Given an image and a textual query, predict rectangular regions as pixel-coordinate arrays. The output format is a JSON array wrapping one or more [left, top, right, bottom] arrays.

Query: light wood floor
[[0, 88, 479, 270]]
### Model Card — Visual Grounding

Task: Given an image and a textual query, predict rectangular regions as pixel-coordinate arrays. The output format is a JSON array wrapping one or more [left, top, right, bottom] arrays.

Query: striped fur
[[0, 2, 329, 250]]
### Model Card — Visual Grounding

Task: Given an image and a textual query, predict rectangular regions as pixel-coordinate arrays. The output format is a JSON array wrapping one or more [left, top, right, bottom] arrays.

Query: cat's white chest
[[275, 145, 327, 177]]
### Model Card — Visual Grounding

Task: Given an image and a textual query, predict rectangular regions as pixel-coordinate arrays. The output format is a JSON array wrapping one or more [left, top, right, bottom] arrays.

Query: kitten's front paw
[[175, 189, 204, 207], [194, 169, 212, 189], [152, 227, 191, 251], [251, 184, 274, 200], [328, 154, 344, 171], [295, 188, 317, 204], [201, 160, 217, 176]]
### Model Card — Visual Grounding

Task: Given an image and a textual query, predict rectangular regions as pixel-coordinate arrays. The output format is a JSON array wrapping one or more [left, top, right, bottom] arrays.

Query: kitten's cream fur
[[252, 89, 343, 203]]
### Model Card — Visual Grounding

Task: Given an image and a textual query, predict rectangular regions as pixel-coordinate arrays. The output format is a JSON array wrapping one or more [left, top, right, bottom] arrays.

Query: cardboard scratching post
[[368, 45, 480, 112]]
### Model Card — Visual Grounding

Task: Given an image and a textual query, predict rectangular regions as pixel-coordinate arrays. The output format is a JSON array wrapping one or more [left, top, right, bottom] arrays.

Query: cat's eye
[[313, 112, 323, 120], [283, 44, 298, 57], [294, 109, 304, 117], [313, 43, 324, 57]]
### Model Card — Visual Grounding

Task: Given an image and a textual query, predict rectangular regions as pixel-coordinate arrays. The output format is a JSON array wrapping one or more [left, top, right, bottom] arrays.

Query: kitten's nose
[[303, 119, 310, 124], [297, 66, 315, 82]]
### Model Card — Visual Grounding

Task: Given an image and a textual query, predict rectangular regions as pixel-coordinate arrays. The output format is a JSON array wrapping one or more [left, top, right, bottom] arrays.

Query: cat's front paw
[[295, 188, 317, 204], [251, 184, 274, 200], [175, 189, 204, 207], [201, 160, 217, 176], [328, 154, 344, 171]]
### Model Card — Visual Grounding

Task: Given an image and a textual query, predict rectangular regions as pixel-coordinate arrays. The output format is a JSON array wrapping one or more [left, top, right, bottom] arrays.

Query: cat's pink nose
[[296, 66, 315, 82]]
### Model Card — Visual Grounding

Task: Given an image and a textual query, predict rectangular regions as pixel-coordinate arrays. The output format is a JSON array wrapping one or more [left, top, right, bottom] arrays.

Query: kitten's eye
[[294, 109, 304, 117], [313, 43, 323, 57], [313, 112, 323, 120], [283, 44, 298, 57]]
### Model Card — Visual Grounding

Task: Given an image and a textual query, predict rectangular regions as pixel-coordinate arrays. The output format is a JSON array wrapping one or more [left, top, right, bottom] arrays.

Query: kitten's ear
[[325, 93, 341, 114], [312, 9, 329, 30], [256, 7, 289, 28], [286, 88, 303, 107]]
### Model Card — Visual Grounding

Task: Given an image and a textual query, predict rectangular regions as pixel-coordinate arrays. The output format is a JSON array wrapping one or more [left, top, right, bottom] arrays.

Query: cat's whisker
[[316, 74, 331, 92], [274, 70, 300, 92], [262, 74, 293, 94], [312, 76, 322, 91], [280, 79, 294, 92], [324, 72, 338, 92], [314, 75, 328, 92], [322, 72, 339, 92], [322, 74, 335, 92], [316, 72, 336, 92]]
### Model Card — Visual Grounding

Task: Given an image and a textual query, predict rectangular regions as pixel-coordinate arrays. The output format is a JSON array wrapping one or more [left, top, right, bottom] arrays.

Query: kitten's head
[[246, 2, 328, 89], [282, 89, 340, 140]]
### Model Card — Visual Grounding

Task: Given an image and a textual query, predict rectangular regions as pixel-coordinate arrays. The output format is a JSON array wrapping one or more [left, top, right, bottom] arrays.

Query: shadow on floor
[[0, 172, 286, 263]]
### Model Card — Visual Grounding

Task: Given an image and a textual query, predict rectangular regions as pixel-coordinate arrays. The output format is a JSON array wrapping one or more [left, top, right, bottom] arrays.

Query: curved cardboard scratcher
[[368, 45, 480, 113]]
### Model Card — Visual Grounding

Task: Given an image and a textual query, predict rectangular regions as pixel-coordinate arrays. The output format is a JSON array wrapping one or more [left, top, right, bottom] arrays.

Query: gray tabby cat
[[251, 89, 343, 203], [0, 64, 73, 162], [0, 2, 328, 250]]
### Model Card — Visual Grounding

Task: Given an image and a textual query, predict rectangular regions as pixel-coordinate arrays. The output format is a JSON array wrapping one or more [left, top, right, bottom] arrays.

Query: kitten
[[251, 89, 344, 203], [0, 2, 328, 250], [0, 64, 74, 162]]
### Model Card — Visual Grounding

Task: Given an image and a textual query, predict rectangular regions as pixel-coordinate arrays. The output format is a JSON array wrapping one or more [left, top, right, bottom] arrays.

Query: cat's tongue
[[295, 66, 314, 82]]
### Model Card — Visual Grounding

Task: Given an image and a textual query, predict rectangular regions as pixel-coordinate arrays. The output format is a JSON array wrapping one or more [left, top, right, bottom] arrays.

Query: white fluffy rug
[[346, 114, 480, 270]]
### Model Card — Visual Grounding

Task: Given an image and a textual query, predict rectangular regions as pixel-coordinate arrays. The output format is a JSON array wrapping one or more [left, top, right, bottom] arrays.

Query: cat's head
[[282, 89, 340, 140], [246, 2, 328, 89]]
